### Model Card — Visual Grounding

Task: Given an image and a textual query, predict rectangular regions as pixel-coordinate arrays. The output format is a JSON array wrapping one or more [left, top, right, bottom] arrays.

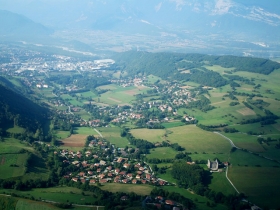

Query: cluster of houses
[[57, 139, 169, 186], [110, 77, 145, 87], [144, 196, 187, 210]]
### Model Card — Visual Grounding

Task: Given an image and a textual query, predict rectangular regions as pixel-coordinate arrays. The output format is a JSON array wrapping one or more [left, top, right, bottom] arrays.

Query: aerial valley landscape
[[0, 0, 280, 210]]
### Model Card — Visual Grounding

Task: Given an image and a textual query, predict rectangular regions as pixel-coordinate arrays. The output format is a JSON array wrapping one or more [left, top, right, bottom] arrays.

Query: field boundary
[[226, 167, 239, 194]]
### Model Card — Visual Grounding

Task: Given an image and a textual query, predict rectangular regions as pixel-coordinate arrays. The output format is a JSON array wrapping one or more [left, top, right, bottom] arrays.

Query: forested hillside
[[113, 51, 280, 87], [0, 83, 50, 133]]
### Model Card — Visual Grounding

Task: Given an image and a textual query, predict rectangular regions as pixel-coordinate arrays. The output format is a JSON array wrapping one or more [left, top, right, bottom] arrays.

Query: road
[[94, 128, 103, 138], [225, 167, 239, 194], [213, 132, 240, 149]]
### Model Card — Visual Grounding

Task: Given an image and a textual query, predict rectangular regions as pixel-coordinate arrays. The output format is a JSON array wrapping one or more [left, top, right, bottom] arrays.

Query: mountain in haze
[[0, 0, 279, 56], [1, 0, 279, 35], [0, 10, 52, 41]]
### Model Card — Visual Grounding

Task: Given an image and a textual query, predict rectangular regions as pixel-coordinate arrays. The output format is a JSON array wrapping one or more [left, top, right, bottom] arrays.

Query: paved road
[[225, 167, 239, 194], [213, 132, 240, 149], [94, 128, 103, 138]]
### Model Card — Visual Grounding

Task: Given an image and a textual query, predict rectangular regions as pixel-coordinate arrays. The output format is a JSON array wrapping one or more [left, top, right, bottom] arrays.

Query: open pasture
[[261, 143, 280, 162], [55, 131, 70, 139], [236, 107, 256, 116], [75, 110, 91, 121], [229, 149, 280, 167], [97, 127, 130, 148], [61, 94, 84, 106], [39, 88, 56, 98], [189, 152, 230, 163], [161, 121, 185, 128], [0, 138, 34, 154], [97, 84, 118, 90], [208, 172, 236, 196], [204, 65, 235, 74], [0, 153, 28, 179], [6, 126, 25, 134], [100, 183, 153, 196], [221, 133, 265, 153], [147, 147, 178, 160], [75, 127, 98, 136], [0, 187, 97, 206], [180, 102, 257, 126], [76, 91, 97, 98], [167, 125, 232, 153], [147, 75, 162, 84], [232, 123, 280, 135], [15, 199, 60, 210], [98, 84, 150, 105], [61, 134, 87, 147], [130, 129, 165, 143], [228, 166, 280, 209]]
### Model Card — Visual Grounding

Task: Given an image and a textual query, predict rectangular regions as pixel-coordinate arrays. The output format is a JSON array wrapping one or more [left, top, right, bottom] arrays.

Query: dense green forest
[[112, 51, 280, 87], [0, 83, 50, 133]]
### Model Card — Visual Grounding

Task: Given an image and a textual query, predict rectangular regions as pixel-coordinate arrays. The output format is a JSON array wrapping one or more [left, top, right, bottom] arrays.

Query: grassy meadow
[[228, 166, 280, 209], [99, 183, 153, 196], [130, 125, 232, 153], [97, 127, 130, 148], [0, 187, 98, 205], [97, 84, 150, 105], [130, 129, 165, 143], [147, 147, 178, 160], [0, 153, 28, 179], [167, 125, 232, 153], [0, 138, 34, 154]]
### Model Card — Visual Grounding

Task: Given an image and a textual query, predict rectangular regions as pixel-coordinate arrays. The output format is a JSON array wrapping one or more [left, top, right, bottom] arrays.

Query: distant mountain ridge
[[0, 1, 279, 55], [0, 10, 52, 41]]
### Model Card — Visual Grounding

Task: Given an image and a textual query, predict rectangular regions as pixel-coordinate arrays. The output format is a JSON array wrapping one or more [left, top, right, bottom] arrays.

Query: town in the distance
[[1, 43, 280, 210]]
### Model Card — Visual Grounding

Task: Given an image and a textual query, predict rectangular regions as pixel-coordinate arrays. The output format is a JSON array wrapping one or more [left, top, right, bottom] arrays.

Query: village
[[56, 137, 169, 187]]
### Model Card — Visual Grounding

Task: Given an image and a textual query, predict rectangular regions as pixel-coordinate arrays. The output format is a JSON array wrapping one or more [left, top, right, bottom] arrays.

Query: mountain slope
[[0, 81, 50, 133], [0, 10, 52, 40]]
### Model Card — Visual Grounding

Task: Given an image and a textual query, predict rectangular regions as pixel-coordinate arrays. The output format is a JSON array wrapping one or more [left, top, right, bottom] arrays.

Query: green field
[[6, 126, 25, 134], [74, 127, 98, 136], [147, 147, 178, 160], [229, 149, 280, 167], [15, 199, 60, 210], [228, 166, 280, 209], [55, 131, 70, 139], [130, 129, 165, 143], [131, 126, 232, 153], [0, 187, 98, 205], [161, 121, 185, 128], [97, 127, 130, 148], [167, 125, 232, 153], [0, 138, 34, 154], [99, 183, 153, 196], [189, 152, 230, 163], [97, 84, 150, 105], [208, 172, 236, 196], [221, 133, 265, 153], [0, 153, 28, 179]]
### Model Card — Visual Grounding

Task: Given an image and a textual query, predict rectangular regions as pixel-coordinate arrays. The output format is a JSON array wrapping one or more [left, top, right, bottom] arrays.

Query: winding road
[[213, 132, 240, 149]]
